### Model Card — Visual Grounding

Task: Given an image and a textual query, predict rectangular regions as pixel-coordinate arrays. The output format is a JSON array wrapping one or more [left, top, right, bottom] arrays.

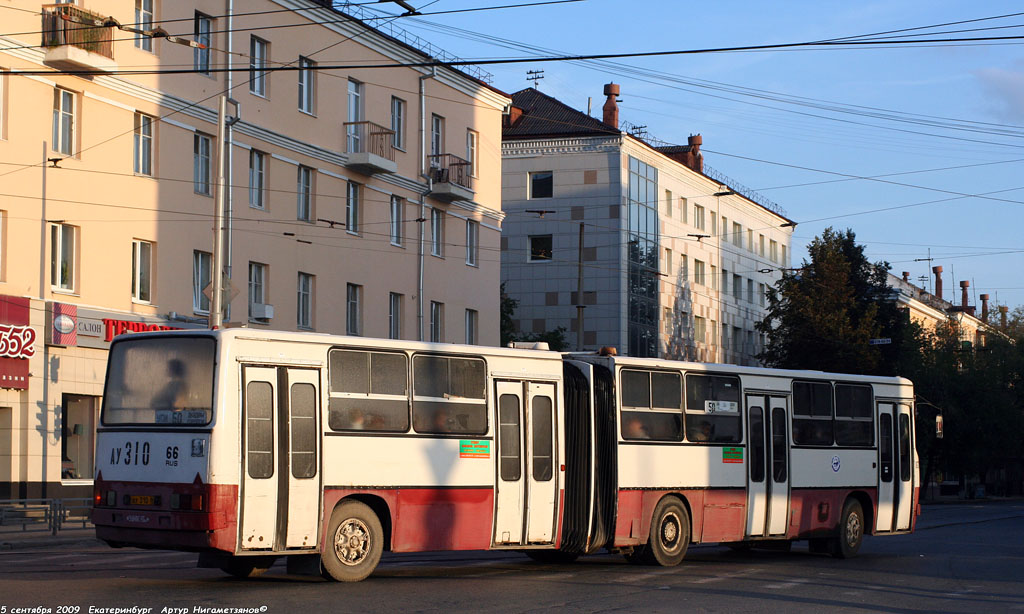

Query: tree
[[757, 227, 922, 376]]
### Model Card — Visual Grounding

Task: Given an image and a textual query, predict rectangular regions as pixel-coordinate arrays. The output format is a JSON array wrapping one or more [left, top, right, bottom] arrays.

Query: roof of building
[[654, 145, 697, 155], [504, 88, 619, 139]]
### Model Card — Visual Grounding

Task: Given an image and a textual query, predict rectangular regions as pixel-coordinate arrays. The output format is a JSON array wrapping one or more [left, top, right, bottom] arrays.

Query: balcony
[[42, 4, 117, 73], [428, 154, 474, 202], [344, 121, 397, 175]]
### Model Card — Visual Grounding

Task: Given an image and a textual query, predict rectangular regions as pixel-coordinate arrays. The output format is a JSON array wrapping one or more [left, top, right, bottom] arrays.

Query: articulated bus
[[92, 329, 918, 581]]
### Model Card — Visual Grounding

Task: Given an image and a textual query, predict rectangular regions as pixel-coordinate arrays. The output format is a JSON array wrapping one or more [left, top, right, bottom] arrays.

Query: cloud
[[975, 65, 1024, 122]]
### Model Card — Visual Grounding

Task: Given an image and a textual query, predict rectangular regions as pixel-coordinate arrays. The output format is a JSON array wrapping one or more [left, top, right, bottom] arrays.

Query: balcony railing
[[344, 121, 396, 162], [428, 153, 473, 191], [42, 4, 114, 60]]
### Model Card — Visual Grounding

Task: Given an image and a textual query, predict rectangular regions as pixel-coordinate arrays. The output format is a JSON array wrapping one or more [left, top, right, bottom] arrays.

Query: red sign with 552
[[0, 295, 33, 389]]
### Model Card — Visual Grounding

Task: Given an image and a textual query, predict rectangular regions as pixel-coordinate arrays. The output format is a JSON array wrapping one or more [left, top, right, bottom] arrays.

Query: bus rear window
[[103, 337, 215, 426]]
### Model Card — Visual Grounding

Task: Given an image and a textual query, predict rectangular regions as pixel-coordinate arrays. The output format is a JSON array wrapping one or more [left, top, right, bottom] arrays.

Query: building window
[[248, 262, 268, 321], [694, 204, 705, 230], [711, 212, 718, 236], [770, 239, 779, 263], [298, 56, 315, 114], [663, 248, 672, 276], [694, 315, 706, 344], [782, 244, 788, 266], [529, 235, 553, 261], [466, 220, 479, 266], [466, 129, 479, 177], [135, 0, 153, 51], [390, 97, 405, 149], [297, 272, 313, 329], [529, 171, 553, 199], [680, 197, 688, 224], [430, 208, 444, 257], [61, 394, 97, 480], [193, 132, 212, 195], [389, 195, 403, 246], [131, 240, 153, 303], [50, 223, 76, 291], [297, 165, 313, 221], [249, 37, 268, 97], [346, 181, 360, 234], [346, 283, 362, 336], [346, 79, 362, 152], [747, 279, 754, 304], [193, 250, 211, 313], [52, 88, 74, 156], [194, 13, 211, 73], [133, 113, 153, 176], [748, 229, 754, 253], [712, 265, 719, 290], [665, 190, 673, 217], [465, 309, 478, 345], [759, 234, 766, 257], [430, 114, 444, 159], [733, 222, 743, 248], [430, 301, 444, 342], [388, 292, 402, 339], [759, 282, 766, 307], [733, 274, 742, 300], [694, 259, 706, 286], [249, 150, 265, 209]]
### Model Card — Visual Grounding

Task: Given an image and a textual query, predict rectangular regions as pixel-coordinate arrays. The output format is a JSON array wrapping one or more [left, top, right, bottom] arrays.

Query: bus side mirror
[[935, 414, 943, 439]]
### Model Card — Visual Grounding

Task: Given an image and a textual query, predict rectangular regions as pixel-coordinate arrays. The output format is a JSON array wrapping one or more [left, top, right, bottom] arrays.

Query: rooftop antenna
[[913, 248, 933, 293], [526, 70, 545, 88]]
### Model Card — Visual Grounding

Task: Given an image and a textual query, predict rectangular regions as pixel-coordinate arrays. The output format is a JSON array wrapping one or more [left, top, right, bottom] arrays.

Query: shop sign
[[0, 295, 33, 390], [47, 302, 205, 350]]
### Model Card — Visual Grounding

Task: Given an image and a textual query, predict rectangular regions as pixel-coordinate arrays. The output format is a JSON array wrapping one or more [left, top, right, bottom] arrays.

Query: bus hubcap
[[846, 513, 861, 546], [661, 513, 680, 551], [335, 518, 370, 566]]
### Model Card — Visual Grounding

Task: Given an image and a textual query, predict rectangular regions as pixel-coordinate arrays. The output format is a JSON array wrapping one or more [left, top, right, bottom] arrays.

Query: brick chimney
[[687, 134, 703, 173], [960, 280, 970, 309], [1001, 305, 1009, 328], [980, 294, 990, 321], [932, 266, 943, 301], [902, 271, 910, 283], [602, 83, 620, 129]]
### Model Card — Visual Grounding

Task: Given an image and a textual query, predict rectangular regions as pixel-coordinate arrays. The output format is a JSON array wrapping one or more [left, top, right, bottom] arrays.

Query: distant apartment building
[[889, 268, 996, 348], [0, 0, 509, 498], [501, 84, 793, 362]]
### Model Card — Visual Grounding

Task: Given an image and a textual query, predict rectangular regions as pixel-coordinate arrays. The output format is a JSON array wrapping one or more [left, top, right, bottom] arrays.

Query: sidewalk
[[0, 526, 100, 550]]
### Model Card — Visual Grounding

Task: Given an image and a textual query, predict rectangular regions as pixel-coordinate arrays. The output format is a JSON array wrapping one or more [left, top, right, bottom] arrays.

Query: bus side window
[[328, 349, 410, 432], [619, 369, 682, 442], [835, 384, 873, 446], [792, 381, 833, 446], [684, 373, 741, 443], [879, 413, 893, 482], [412, 355, 487, 435]]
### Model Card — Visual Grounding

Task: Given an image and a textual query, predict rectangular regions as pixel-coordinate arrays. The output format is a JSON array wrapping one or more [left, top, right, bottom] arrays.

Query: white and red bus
[[92, 329, 918, 581]]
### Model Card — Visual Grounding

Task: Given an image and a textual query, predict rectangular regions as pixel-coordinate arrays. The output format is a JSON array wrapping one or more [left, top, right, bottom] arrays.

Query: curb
[[0, 529, 101, 551]]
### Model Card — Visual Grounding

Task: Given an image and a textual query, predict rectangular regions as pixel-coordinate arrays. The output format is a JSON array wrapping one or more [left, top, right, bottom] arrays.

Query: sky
[[356, 0, 1024, 310]]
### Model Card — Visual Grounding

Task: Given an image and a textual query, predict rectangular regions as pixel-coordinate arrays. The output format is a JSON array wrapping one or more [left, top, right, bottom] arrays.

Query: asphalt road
[[1, 502, 1022, 613]]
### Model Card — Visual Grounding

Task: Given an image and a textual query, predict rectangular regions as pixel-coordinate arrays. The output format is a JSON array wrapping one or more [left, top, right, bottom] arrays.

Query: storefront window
[[61, 394, 98, 480]]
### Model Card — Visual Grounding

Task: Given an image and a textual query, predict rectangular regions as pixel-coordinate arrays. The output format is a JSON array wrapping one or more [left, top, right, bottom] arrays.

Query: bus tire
[[832, 499, 864, 559], [524, 550, 580, 564], [321, 501, 384, 582], [645, 497, 690, 567], [220, 556, 274, 578]]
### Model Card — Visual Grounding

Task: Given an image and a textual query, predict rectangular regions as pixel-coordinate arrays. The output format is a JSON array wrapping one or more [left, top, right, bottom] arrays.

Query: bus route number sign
[[704, 400, 738, 414]]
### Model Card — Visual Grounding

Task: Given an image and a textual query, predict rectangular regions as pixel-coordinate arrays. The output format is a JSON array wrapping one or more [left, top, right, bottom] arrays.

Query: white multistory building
[[501, 84, 794, 363]]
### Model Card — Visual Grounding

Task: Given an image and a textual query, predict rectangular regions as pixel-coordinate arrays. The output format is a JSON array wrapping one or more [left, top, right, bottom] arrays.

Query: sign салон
[[47, 302, 203, 350]]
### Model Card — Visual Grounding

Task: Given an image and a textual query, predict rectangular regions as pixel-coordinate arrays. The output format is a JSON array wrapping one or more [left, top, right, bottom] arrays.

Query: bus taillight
[[170, 493, 205, 512]]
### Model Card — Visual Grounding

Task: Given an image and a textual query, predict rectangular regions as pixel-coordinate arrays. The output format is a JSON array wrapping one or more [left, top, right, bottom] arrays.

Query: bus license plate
[[129, 495, 155, 506]]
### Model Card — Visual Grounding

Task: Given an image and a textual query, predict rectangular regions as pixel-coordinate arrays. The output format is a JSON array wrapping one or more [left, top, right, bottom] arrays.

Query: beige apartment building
[[0, 0, 510, 498]]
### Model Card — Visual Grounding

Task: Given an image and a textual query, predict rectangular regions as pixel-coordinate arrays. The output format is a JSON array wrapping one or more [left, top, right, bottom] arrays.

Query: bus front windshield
[[102, 336, 216, 426]]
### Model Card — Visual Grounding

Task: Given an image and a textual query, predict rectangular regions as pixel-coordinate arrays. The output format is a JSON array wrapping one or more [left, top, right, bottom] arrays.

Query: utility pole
[[576, 222, 585, 351], [211, 96, 228, 328]]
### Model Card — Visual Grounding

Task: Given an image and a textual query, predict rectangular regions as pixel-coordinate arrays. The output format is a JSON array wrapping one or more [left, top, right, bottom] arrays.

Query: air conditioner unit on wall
[[250, 303, 274, 319]]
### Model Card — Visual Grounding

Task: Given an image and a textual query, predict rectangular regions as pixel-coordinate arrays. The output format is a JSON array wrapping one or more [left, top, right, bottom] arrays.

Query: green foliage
[[756, 227, 923, 376]]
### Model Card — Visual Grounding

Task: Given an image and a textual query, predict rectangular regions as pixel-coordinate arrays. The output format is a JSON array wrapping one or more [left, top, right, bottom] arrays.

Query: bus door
[[895, 403, 914, 531], [240, 365, 322, 552], [745, 396, 790, 538], [493, 380, 558, 546], [875, 403, 895, 532]]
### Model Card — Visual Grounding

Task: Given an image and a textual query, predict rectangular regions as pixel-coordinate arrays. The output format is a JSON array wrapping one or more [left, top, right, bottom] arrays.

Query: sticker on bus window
[[722, 447, 743, 463], [704, 400, 739, 414], [460, 440, 490, 459]]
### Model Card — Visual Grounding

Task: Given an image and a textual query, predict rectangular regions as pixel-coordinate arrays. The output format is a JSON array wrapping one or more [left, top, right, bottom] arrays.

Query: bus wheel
[[525, 550, 579, 564], [220, 556, 274, 578], [321, 501, 384, 582], [832, 499, 864, 559], [646, 498, 690, 566]]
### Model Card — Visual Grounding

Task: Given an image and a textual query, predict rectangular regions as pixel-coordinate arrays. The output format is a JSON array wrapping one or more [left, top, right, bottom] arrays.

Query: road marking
[[764, 577, 810, 590], [690, 568, 758, 584]]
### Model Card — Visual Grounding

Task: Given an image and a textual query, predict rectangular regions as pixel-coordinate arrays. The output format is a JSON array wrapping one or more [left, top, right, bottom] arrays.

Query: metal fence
[[0, 498, 93, 535]]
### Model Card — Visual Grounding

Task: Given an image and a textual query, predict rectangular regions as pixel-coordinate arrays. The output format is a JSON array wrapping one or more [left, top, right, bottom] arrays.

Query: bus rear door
[[493, 380, 558, 546], [240, 365, 322, 552]]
